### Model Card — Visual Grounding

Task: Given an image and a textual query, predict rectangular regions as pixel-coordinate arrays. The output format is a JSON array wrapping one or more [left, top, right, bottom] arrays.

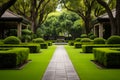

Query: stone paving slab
[[42, 45, 80, 80]]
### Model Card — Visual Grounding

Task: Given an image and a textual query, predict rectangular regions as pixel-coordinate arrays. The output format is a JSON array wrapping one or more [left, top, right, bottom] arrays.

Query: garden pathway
[[42, 45, 80, 80]]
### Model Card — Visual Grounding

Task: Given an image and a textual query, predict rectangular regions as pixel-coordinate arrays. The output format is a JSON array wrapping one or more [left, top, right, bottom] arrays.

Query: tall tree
[[10, 0, 58, 33], [116, 0, 120, 35], [96, 0, 117, 35], [61, 0, 95, 34], [0, 0, 17, 17]]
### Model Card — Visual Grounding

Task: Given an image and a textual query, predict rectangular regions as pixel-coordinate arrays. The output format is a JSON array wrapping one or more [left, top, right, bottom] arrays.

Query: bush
[[40, 43, 48, 49], [75, 38, 81, 42], [93, 48, 120, 68], [0, 44, 40, 53], [47, 41, 52, 46], [0, 48, 29, 68], [89, 35, 97, 40], [4, 36, 21, 44], [33, 38, 44, 43], [74, 42, 82, 48], [68, 41, 74, 46], [82, 44, 120, 53], [22, 29, 32, 35], [93, 38, 106, 44], [80, 34, 88, 38], [81, 38, 91, 42], [107, 36, 120, 44]]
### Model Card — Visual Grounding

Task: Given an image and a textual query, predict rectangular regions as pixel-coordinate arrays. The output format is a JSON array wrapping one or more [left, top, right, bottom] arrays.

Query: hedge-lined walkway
[[42, 45, 80, 80]]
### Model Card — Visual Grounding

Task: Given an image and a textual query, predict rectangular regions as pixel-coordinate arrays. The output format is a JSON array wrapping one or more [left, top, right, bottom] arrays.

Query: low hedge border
[[47, 41, 52, 46], [93, 48, 120, 68], [74, 42, 82, 48], [40, 43, 48, 49], [68, 41, 74, 46], [0, 44, 40, 53], [0, 48, 29, 68], [82, 44, 120, 53]]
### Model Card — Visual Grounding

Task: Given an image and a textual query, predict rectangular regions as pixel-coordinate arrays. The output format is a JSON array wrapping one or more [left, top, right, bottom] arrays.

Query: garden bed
[[82, 44, 120, 53], [0, 48, 29, 69], [0, 44, 40, 53], [93, 48, 120, 68]]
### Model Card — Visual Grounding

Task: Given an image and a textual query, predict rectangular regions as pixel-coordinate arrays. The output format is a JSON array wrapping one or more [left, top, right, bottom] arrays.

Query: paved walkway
[[42, 45, 80, 80]]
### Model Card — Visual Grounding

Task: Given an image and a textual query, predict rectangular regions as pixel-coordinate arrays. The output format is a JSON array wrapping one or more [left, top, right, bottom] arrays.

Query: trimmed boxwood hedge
[[47, 41, 52, 46], [0, 48, 29, 68], [4, 36, 21, 44], [0, 44, 40, 53], [40, 43, 48, 49], [74, 42, 82, 48], [82, 44, 120, 53], [93, 48, 120, 68], [68, 41, 74, 46]]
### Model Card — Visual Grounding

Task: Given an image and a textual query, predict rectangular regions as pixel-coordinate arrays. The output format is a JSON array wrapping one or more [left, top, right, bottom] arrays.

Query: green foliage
[[40, 43, 48, 49], [68, 41, 74, 46], [74, 42, 82, 48], [81, 38, 91, 42], [33, 38, 45, 43], [65, 45, 120, 80], [0, 48, 29, 68], [80, 34, 88, 38], [47, 41, 52, 46], [0, 46, 56, 80], [107, 36, 120, 44], [82, 44, 120, 53], [93, 48, 120, 68], [88, 32, 97, 40], [21, 29, 32, 42], [22, 29, 32, 35], [40, 10, 82, 39], [75, 38, 81, 42], [0, 44, 40, 53], [93, 38, 106, 44], [4, 36, 21, 44]]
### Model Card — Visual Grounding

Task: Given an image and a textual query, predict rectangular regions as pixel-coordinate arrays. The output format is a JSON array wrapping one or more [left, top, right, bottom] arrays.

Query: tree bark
[[0, 0, 17, 17], [116, 0, 120, 35]]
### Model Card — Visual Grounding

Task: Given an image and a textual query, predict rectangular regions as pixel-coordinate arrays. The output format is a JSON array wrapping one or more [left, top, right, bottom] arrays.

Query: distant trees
[[0, 0, 17, 17], [61, 0, 95, 34], [37, 10, 83, 39], [10, 0, 58, 33]]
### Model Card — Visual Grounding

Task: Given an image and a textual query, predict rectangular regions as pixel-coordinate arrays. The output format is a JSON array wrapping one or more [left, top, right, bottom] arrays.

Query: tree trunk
[[96, 0, 117, 35], [116, 0, 120, 35], [84, 18, 90, 35], [0, 0, 17, 17]]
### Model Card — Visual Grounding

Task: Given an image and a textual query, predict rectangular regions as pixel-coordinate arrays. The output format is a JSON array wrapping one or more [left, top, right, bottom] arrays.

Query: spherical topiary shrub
[[4, 36, 21, 44], [80, 34, 88, 38], [32, 38, 44, 43], [93, 38, 106, 44], [81, 38, 91, 42], [107, 36, 120, 44], [75, 38, 81, 42]]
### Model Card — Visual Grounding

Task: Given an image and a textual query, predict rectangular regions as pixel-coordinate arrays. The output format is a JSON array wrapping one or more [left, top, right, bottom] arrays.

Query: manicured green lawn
[[65, 45, 120, 80], [0, 45, 56, 80]]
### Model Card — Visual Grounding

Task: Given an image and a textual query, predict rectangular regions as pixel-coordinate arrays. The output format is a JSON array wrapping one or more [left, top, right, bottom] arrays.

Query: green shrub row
[[74, 42, 82, 48], [4, 36, 21, 44], [82, 44, 120, 53], [47, 41, 52, 46], [0, 44, 40, 53], [93, 48, 120, 68], [40, 43, 48, 49], [0, 48, 29, 68], [68, 41, 74, 46]]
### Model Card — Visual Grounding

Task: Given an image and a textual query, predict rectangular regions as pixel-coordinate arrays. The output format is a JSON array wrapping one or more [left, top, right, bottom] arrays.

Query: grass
[[65, 45, 120, 80], [0, 45, 56, 80]]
